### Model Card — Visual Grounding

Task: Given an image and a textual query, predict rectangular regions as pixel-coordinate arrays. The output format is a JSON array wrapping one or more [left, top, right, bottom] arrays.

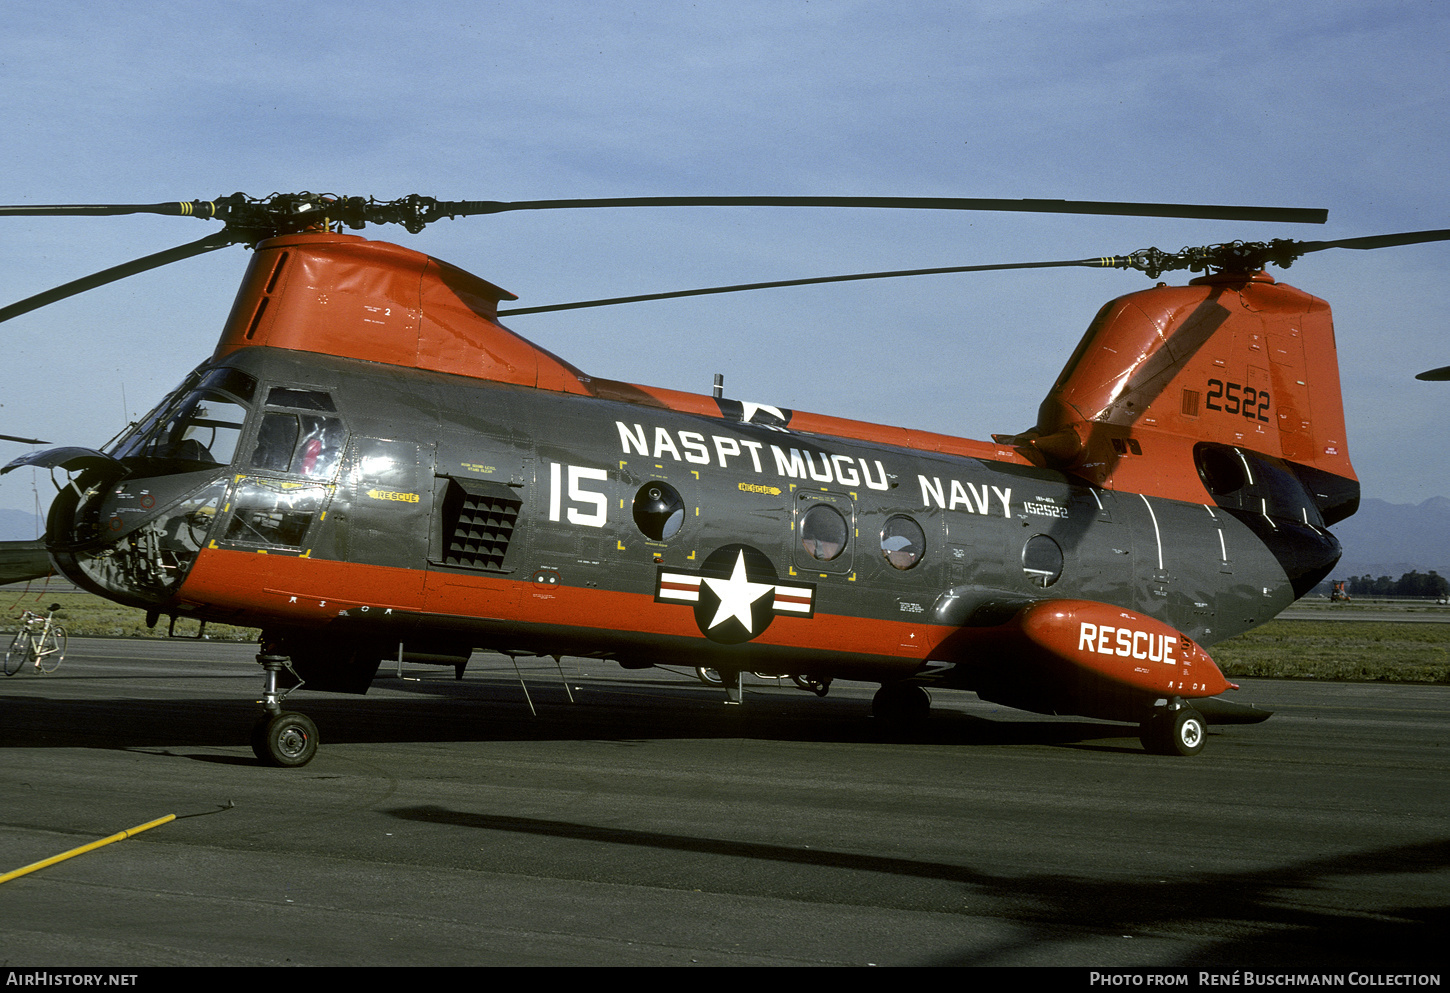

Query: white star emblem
[[739, 401, 787, 424], [701, 550, 774, 632]]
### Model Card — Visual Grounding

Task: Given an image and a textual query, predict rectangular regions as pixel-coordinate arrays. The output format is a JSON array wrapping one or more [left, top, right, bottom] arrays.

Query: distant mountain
[[0, 508, 44, 542], [1328, 496, 1450, 580]]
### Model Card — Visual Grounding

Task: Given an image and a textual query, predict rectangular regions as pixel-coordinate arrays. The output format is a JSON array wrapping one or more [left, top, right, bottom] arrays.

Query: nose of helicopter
[[30, 455, 232, 609]]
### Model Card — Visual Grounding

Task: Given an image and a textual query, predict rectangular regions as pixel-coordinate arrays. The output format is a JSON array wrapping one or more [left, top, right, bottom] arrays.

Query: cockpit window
[[114, 389, 247, 465], [224, 478, 330, 548], [108, 366, 257, 464], [266, 387, 334, 411], [207, 367, 258, 403]]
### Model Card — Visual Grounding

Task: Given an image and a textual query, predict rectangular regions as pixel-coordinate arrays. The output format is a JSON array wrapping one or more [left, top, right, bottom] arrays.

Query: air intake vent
[[440, 477, 522, 571]]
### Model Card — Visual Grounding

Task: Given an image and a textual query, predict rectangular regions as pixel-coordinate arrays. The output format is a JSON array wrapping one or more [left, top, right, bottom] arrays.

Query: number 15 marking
[[549, 463, 608, 527]]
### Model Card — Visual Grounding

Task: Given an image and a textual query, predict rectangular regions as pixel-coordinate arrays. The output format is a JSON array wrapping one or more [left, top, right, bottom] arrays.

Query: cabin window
[[880, 515, 926, 570], [633, 482, 685, 541], [1022, 534, 1064, 587], [800, 504, 849, 561], [250, 413, 346, 479]]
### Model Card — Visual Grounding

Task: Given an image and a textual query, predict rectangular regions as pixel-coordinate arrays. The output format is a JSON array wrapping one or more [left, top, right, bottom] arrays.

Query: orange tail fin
[[1026, 270, 1357, 525]]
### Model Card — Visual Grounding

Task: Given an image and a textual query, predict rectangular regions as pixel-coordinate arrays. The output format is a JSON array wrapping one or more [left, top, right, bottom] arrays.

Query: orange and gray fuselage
[[16, 232, 1356, 726]]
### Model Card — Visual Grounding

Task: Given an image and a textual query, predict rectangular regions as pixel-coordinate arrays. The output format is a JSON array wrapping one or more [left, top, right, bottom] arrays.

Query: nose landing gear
[[251, 650, 319, 767]]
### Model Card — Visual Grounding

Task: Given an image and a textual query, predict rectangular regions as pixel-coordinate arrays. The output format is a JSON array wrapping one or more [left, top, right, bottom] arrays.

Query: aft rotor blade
[[0, 230, 237, 325], [499, 256, 1124, 316], [1294, 229, 1450, 253], [1417, 366, 1450, 382], [443, 196, 1327, 225]]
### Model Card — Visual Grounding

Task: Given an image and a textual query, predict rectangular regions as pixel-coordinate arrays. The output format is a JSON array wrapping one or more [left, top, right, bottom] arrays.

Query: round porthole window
[[1022, 534, 1064, 587], [800, 503, 848, 561], [632, 482, 685, 540], [880, 515, 925, 570]]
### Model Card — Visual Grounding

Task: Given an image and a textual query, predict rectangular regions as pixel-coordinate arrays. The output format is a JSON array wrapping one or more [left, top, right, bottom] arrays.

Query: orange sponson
[[1012, 599, 1230, 698]]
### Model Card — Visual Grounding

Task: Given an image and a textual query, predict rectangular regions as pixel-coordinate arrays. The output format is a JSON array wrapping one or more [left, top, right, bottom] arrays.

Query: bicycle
[[5, 603, 67, 676]]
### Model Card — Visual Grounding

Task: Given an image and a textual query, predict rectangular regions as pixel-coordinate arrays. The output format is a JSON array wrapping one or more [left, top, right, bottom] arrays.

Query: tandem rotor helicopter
[[3, 192, 1447, 766]]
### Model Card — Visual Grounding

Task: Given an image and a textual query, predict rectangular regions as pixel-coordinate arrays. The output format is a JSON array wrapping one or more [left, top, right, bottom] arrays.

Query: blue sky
[[2, 0, 1447, 520]]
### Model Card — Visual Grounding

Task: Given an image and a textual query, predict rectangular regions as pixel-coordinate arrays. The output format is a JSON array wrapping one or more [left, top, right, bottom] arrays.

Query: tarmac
[[0, 637, 1446, 968]]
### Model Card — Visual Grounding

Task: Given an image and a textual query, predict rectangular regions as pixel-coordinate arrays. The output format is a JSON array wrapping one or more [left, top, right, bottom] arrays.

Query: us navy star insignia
[[655, 543, 815, 643], [702, 550, 774, 631], [713, 397, 793, 429]]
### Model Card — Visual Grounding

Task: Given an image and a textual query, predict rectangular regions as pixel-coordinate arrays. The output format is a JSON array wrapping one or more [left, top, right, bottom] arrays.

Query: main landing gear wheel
[[251, 711, 319, 767], [695, 667, 724, 686], [1140, 704, 1207, 756], [791, 674, 832, 697], [872, 682, 931, 723]]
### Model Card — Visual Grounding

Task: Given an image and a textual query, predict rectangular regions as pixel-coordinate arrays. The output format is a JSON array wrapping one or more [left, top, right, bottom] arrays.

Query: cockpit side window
[[249, 412, 345, 478], [251, 413, 299, 471], [247, 387, 346, 479]]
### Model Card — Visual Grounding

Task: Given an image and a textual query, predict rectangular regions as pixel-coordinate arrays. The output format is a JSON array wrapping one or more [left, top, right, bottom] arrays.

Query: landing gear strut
[[251, 650, 319, 767]]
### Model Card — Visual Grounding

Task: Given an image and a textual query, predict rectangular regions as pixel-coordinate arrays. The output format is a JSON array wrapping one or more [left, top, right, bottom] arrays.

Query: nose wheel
[[251, 649, 320, 767], [251, 711, 319, 767]]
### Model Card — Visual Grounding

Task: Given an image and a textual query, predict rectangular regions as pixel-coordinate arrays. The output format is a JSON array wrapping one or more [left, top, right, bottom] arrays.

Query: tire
[[872, 682, 931, 722], [695, 667, 724, 686], [252, 712, 319, 767], [1140, 706, 1207, 756], [4, 631, 30, 676], [35, 626, 66, 674], [791, 675, 832, 697]]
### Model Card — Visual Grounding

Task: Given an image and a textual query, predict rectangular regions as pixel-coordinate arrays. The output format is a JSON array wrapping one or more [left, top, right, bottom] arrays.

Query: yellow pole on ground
[[0, 814, 176, 885]]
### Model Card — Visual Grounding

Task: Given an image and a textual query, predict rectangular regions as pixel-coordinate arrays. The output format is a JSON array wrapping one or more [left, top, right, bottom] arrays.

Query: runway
[[1278, 601, 1450, 623], [1, 638, 1446, 967]]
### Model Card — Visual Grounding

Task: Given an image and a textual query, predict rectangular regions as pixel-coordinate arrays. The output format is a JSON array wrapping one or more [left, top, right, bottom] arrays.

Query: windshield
[[110, 367, 257, 466]]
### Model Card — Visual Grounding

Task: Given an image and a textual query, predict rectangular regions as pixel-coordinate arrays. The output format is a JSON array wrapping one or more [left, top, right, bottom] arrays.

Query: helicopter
[[3, 192, 1446, 766]]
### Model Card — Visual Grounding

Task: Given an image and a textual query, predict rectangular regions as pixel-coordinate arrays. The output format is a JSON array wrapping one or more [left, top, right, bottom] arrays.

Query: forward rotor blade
[[442, 196, 1327, 225], [1417, 366, 1450, 382], [499, 256, 1123, 316], [0, 230, 238, 325], [0, 200, 224, 219]]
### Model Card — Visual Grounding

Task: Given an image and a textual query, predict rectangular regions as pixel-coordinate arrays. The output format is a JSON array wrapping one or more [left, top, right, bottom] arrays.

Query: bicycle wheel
[[36, 625, 66, 673], [5, 630, 32, 676]]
